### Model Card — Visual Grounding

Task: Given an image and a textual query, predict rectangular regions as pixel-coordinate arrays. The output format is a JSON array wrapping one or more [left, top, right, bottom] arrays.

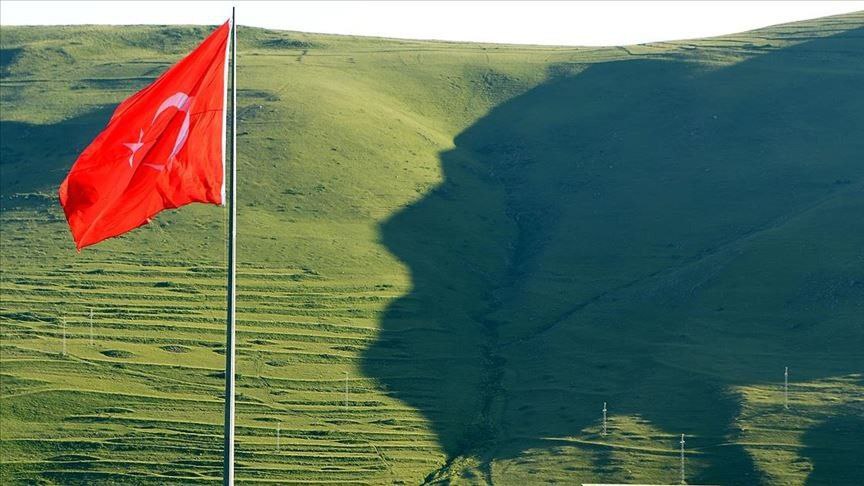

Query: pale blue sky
[[2, 1, 862, 46]]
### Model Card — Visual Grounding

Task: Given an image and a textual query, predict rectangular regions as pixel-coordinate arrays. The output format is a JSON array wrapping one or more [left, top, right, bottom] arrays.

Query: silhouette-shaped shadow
[[802, 412, 864, 485], [1, 105, 115, 207], [363, 27, 864, 484]]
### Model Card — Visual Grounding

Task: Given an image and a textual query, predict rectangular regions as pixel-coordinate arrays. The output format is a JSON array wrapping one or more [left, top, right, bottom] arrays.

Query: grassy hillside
[[2, 12, 863, 485]]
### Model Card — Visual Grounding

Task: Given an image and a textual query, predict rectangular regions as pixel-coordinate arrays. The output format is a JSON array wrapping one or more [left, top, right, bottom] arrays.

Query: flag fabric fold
[[59, 20, 231, 250]]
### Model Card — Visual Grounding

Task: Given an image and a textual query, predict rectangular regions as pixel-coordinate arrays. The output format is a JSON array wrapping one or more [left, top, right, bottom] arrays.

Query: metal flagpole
[[223, 6, 238, 486]]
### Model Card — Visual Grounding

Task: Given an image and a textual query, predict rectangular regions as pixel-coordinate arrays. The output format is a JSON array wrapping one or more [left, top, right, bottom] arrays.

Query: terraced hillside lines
[[1, 260, 440, 483], [3, 11, 864, 485]]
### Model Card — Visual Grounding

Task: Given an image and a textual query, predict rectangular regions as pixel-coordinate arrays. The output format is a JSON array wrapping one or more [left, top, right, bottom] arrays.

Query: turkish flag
[[59, 21, 231, 250]]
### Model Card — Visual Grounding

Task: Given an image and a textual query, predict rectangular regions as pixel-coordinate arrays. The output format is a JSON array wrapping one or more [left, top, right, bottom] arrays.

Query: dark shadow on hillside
[[802, 412, 864, 485], [0, 47, 23, 76], [363, 29, 864, 483], [0, 106, 114, 209]]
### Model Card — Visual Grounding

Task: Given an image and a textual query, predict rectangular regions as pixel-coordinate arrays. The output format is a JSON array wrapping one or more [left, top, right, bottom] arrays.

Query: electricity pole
[[602, 402, 607, 436], [344, 371, 349, 411], [89, 308, 94, 346], [784, 366, 789, 410], [679, 434, 686, 485], [61, 317, 67, 356]]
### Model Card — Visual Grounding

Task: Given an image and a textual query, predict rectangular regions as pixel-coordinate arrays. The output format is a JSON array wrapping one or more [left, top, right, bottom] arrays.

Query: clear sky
[[2, 1, 862, 46]]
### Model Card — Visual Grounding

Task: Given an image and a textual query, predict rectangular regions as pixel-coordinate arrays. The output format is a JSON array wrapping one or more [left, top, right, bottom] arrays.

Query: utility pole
[[89, 308, 94, 346], [784, 366, 789, 410], [679, 434, 686, 485], [276, 422, 281, 452], [602, 402, 607, 436], [344, 371, 349, 411], [61, 317, 67, 356]]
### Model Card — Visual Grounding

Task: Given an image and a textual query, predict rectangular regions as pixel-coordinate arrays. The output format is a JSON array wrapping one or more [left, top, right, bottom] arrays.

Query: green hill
[[2, 12, 863, 485]]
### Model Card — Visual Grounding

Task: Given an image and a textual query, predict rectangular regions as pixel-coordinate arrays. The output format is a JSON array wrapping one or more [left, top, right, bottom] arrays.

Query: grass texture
[[1, 12, 863, 485]]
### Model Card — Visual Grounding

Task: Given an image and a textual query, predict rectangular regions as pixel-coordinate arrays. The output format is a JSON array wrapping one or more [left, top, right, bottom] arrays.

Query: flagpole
[[223, 6, 237, 486]]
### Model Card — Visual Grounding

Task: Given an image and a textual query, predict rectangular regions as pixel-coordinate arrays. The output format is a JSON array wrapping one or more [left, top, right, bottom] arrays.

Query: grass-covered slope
[[2, 12, 863, 485]]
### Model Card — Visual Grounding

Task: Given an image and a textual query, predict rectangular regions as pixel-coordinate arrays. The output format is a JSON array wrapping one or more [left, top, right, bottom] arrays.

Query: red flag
[[59, 21, 231, 250]]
